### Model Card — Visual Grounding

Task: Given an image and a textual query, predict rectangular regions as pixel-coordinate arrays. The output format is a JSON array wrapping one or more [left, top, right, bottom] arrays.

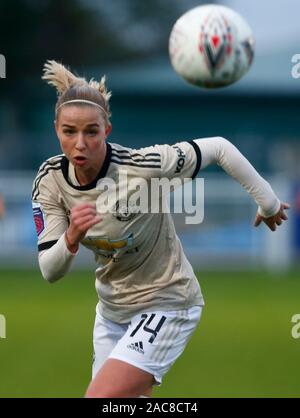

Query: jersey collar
[[61, 142, 112, 191]]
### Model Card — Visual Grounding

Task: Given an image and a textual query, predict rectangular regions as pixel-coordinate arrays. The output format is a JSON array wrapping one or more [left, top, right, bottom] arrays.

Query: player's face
[[55, 105, 111, 173]]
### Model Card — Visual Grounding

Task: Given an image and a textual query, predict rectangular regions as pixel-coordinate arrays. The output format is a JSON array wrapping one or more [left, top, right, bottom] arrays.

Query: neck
[[75, 142, 107, 186]]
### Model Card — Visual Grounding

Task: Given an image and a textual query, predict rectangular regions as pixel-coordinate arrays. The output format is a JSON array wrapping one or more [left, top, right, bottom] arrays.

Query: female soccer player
[[32, 60, 289, 398]]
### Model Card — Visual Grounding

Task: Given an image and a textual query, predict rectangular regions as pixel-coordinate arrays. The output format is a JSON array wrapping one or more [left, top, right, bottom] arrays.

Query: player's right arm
[[32, 165, 101, 283], [65, 204, 102, 253], [37, 203, 101, 283]]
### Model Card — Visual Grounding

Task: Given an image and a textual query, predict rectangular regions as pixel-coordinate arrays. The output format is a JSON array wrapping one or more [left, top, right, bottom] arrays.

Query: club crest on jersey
[[112, 200, 138, 222], [32, 202, 45, 236]]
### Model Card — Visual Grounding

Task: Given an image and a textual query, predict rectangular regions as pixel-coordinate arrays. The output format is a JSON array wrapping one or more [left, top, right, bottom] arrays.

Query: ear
[[105, 124, 112, 137]]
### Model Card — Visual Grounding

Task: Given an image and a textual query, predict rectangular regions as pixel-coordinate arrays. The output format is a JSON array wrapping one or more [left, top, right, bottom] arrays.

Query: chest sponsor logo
[[82, 233, 136, 261]]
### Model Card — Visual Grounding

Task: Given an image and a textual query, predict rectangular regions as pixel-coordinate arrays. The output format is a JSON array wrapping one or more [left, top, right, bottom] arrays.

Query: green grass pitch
[[0, 269, 299, 398]]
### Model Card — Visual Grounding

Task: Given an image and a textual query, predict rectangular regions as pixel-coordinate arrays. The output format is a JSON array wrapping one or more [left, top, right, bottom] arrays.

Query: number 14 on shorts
[[130, 313, 167, 343]]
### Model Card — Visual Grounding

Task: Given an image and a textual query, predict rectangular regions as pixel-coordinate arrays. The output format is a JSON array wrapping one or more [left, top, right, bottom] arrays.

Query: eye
[[63, 129, 75, 135], [86, 130, 98, 136]]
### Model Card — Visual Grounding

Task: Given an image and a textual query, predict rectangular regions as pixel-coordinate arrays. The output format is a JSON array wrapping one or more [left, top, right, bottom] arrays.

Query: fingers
[[254, 215, 262, 227], [70, 204, 100, 228], [255, 202, 291, 232], [280, 204, 289, 221], [72, 214, 101, 229], [80, 215, 102, 232], [255, 214, 277, 231], [73, 203, 96, 211], [71, 204, 97, 216], [265, 219, 276, 232], [72, 208, 97, 220], [264, 214, 281, 231], [68, 203, 102, 244]]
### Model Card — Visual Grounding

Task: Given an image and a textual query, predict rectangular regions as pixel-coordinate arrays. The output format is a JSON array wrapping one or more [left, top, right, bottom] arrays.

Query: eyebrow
[[62, 123, 100, 128]]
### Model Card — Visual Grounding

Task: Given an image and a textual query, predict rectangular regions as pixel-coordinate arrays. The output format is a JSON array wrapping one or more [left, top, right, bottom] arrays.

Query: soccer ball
[[169, 4, 254, 88]]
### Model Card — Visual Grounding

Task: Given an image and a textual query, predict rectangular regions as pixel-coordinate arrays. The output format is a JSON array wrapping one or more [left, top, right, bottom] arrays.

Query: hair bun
[[42, 60, 112, 121]]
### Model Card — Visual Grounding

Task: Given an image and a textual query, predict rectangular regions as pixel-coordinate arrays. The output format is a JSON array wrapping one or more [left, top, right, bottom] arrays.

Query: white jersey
[[32, 136, 281, 323], [32, 140, 204, 323]]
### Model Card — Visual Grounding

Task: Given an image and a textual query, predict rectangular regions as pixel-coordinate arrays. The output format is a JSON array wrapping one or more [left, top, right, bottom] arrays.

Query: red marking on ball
[[212, 35, 220, 48]]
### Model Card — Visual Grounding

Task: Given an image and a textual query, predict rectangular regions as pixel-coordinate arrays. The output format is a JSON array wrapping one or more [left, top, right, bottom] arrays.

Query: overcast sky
[[226, 0, 300, 53]]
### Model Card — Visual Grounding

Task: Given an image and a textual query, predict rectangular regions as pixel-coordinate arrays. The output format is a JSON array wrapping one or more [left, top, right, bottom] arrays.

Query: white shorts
[[92, 304, 202, 385]]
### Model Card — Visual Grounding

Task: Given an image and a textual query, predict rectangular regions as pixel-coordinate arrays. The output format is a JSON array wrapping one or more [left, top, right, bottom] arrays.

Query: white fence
[[0, 171, 294, 270]]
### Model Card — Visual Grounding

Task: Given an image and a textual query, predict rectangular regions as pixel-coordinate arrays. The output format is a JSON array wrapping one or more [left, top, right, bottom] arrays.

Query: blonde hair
[[42, 60, 112, 124]]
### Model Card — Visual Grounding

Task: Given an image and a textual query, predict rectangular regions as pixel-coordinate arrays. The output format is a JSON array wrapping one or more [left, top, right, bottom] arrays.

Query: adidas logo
[[127, 341, 144, 354]]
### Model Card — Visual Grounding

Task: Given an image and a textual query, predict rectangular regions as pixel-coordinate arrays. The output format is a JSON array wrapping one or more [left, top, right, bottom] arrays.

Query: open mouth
[[74, 156, 87, 163]]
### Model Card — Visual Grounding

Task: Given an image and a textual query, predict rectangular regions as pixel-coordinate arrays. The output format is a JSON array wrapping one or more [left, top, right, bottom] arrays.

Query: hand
[[254, 202, 290, 232], [65, 203, 102, 253]]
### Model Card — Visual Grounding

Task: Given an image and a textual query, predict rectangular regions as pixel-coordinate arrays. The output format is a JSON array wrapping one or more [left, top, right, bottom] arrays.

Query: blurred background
[[0, 0, 299, 398]]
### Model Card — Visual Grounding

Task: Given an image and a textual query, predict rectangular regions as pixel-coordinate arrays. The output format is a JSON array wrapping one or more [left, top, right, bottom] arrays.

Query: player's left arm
[[192, 136, 289, 231]]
